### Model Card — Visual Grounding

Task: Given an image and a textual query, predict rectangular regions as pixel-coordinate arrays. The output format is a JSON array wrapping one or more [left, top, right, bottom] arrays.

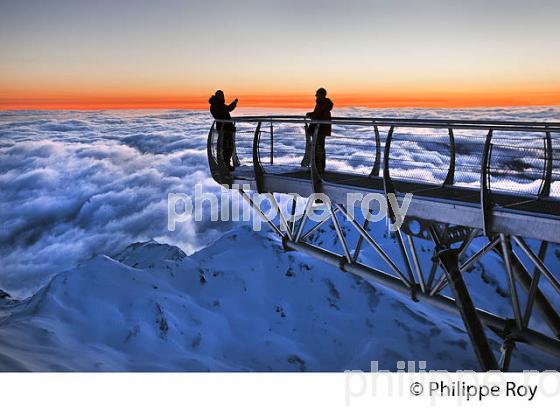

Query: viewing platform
[[208, 116, 560, 243], [207, 115, 560, 370]]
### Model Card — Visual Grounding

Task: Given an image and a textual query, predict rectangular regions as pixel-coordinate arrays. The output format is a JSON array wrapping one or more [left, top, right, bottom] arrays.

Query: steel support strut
[[238, 189, 283, 237], [500, 234, 524, 329], [432, 235, 500, 296], [407, 234, 426, 293], [429, 225, 499, 369], [523, 241, 547, 329], [336, 204, 412, 287], [499, 339, 515, 371], [330, 204, 352, 263], [437, 248, 499, 370], [352, 217, 370, 262]]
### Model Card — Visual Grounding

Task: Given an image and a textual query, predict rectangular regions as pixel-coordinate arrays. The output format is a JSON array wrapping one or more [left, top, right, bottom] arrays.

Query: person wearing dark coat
[[209, 90, 238, 171], [305, 88, 333, 174]]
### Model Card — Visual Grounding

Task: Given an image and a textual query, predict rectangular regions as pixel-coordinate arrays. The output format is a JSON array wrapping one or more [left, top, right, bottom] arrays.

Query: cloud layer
[[0, 110, 234, 295], [1, 106, 559, 296]]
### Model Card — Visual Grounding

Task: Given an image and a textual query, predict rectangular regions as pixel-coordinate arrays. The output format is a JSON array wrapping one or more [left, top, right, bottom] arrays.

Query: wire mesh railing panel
[[231, 123, 258, 167], [210, 118, 560, 202], [487, 131, 547, 196], [209, 128, 218, 163], [323, 124, 379, 177], [259, 122, 308, 174], [388, 128, 452, 185], [452, 130, 489, 189]]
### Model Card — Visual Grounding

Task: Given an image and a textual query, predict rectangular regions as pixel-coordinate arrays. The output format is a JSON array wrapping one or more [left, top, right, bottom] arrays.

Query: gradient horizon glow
[[1, 0, 559, 109]]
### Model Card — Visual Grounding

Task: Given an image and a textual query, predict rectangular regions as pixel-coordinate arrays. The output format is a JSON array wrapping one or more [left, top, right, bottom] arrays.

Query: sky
[[1, 0, 559, 109]]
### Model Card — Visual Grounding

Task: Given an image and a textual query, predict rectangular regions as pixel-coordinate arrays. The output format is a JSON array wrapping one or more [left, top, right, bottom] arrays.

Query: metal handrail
[[224, 114, 560, 125], [208, 117, 560, 211], [215, 116, 560, 133]]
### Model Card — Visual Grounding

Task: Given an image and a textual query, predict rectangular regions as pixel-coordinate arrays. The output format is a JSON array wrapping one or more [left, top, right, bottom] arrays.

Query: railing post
[[310, 123, 324, 194], [444, 128, 456, 185], [270, 122, 274, 165], [207, 121, 216, 163], [232, 125, 241, 167], [382, 126, 396, 221], [539, 130, 552, 196], [480, 129, 493, 236], [252, 121, 265, 193], [300, 121, 311, 167], [207, 120, 234, 185], [206, 121, 219, 180], [369, 122, 381, 177]]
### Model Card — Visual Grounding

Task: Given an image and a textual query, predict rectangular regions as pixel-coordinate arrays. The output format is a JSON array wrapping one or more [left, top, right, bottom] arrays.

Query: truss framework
[[238, 190, 560, 371], [208, 116, 560, 371]]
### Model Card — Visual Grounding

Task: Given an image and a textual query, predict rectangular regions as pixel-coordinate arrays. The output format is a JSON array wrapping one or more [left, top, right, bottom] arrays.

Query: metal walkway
[[207, 115, 560, 370]]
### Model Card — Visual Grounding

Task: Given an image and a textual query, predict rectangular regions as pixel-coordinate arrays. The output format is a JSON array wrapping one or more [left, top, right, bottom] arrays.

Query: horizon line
[[2, 102, 560, 111], [2, 104, 560, 111], [1, 92, 560, 111]]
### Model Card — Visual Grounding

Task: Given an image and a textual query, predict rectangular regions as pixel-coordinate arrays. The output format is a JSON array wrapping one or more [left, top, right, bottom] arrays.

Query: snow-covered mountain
[[0, 225, 557, 371], [1, 108, 559, 371]]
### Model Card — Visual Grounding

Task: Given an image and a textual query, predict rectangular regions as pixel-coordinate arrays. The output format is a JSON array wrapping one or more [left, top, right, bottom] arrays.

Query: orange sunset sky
[[1, 0, 559, 110]]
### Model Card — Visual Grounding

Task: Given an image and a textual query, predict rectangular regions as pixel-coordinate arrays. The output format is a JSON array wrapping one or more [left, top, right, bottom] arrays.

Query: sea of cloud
[[0, 109, 234, 296], [1, 106, 559, 297]]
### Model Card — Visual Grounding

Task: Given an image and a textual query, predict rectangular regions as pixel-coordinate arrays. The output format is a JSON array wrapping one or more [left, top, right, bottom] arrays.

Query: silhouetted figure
[[209, 90, 238, 171], [304, 88, 333, 174]]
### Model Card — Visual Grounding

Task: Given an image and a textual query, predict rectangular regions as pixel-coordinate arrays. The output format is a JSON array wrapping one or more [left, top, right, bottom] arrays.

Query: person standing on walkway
[[305, 88, 333, 174], [209, 90, 238, 171]]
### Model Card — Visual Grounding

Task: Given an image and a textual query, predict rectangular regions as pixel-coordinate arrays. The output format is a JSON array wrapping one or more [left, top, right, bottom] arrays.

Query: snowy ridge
[[0, 226, 556, 371]]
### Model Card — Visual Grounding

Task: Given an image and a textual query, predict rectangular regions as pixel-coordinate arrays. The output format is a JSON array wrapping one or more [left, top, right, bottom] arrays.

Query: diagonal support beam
[[523, 241, 547, 329], [336, 204, 412, 287], [406, 234, 426, 293], [268, 193, 293, 241], [301, 207, 339, 241], [493, 243, 560, 338], [500, 234, 524, 330], [294, 197, 314, 242], [352, 217, 370, 263], [238, 189, 283, 238], [287, 195, 298, 237], [513, 236, 560, 295], [425, 250, 439, 291], [457, 228, 480, 259], [330, 204, 352, 263], [431, 236, 500, 296], [460, 236, 500, 273], [395, 229, 416, 285], [437, 248, 499, 371]]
